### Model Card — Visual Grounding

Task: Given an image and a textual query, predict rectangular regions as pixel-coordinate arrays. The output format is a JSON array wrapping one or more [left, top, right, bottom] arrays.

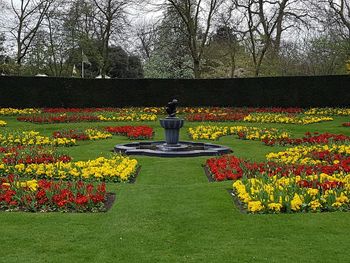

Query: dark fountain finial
[[165, 99, 178, 118]]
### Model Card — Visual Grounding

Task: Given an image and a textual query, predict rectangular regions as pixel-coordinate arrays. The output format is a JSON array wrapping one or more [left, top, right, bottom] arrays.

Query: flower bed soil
[[227, 189, 247, 214], [202, 165, 215, 182], [103, 192, 116, 212], [128, 166, 142, 184]]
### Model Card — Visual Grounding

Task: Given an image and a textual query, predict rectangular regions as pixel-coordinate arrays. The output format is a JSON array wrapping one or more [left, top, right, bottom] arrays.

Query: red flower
[[86, 184, 94, 193], [75, 195, 89, 205], [9, 200, 18, 206], [105, 126, 153, 139], [97, 183, 106, 193]]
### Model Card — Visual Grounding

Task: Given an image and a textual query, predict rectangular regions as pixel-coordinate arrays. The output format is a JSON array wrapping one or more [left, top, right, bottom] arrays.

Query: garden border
[[104, 192, 116, 212], [128, 165, 141, 184], [202, 164, 215, 182], [227, 189, 247, 214]]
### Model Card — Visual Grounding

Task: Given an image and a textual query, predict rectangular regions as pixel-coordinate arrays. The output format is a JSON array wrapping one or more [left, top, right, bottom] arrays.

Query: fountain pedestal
[[159, 117, 184, 147], [114, 99, 232, 157]]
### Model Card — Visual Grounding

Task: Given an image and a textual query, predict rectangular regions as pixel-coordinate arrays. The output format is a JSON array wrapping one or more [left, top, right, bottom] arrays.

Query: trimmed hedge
[[0, 75, 349, 107]]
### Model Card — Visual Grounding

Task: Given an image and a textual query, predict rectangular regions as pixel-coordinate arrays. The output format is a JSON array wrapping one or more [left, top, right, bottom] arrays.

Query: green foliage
[[0, 63, 21, 76]]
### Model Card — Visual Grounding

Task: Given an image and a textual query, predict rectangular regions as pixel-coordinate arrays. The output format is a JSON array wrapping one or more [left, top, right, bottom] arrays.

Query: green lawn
[[0, 116, 350, 263]]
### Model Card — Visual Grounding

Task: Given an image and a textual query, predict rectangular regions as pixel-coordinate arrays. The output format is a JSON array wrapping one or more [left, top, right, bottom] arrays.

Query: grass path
[[0, 116, 350, 262]]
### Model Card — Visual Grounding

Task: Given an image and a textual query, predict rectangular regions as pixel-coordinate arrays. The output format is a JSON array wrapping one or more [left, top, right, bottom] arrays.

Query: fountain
[[114, 99, 232, 157]]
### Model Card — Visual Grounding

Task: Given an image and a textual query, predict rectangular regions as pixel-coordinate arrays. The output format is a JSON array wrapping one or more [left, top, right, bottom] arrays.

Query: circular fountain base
[[114, 141, 232, 157]]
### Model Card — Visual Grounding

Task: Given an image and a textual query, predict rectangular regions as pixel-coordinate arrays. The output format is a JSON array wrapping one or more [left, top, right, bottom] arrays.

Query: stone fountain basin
[[114, 141, 232, 157]]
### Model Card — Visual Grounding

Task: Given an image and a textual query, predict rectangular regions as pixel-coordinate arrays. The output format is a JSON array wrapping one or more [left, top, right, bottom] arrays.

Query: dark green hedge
[[0, 75, 349, 107]]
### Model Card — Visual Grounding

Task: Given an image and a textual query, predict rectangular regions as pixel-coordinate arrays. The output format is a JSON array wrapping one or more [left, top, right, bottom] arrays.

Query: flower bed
[[243, 113, 333, 124], [97, 113, 157, 122], [0, 130, 76, 147], [343, 123, 350, 127], [206, 153, 350, 181], [0, 155, 138, 182], [105, 126, 154, 139], [305, 108, 350, 116], [43, 107, 160, 114], [206, 142, 350, 213], [185, 108, 304, 122], [39, 107, 304, 115], [233, 172, 350, 213], [53, 128, 112, 141], [186, 113, 247, 122], [0, 145, 71, 165], [17, 112, 158, 123], [0, 121, 6, 127], [0, 108, 40, 116], [17, 114, 100, 124], [183, 107, 303, 114], [206, 155, 245, 181], [188, 125, 289, 141], [0, 175, 108, 212], [266, 144, 350, 165], [42, 108, 118, 113], [263, 132, 350, 146]]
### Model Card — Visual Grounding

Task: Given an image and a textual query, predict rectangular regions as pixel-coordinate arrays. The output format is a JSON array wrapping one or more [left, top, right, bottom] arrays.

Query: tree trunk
[[193, 59, 201, 78], [254, 67, 260, 77], [230, 49, 236, 78], [16, 43, 22, 65]]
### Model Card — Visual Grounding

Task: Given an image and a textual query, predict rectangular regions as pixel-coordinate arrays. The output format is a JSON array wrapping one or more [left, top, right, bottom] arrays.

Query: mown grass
[[0, 116, 350, 262]]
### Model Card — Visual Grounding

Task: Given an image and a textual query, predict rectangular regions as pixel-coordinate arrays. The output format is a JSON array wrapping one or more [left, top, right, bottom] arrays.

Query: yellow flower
[[291, 194, 303, 211], [1, 155, 137, 181], [336, 193, 349, 204], [0, 108, 40, 116], [307, 188, 319, 197], [332, 202, 343, 208], [267, 202, 282, 212], [243, 113, 332, 125], [309, 200, 322, 211], [21, 179, 38, 191], [247, 201, 264, 213], [188, 125, 289, 142]]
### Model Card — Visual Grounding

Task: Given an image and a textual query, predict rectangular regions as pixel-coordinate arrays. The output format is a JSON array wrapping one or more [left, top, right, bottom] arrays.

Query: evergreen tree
[[107, 46, 144, 78]]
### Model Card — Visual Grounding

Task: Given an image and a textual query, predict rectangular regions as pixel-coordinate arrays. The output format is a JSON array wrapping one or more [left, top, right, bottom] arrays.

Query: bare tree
[[230, 0, 307, 76], [322, 0, 350, 39], [92, 0, 129, 75], [135, 20, 158, 61], [44, 2, 71, 76], [154, 0, 224, 78], [215, 3, 246, 78], [9, 0, 54, 65], [62, 0, 99, 74]]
